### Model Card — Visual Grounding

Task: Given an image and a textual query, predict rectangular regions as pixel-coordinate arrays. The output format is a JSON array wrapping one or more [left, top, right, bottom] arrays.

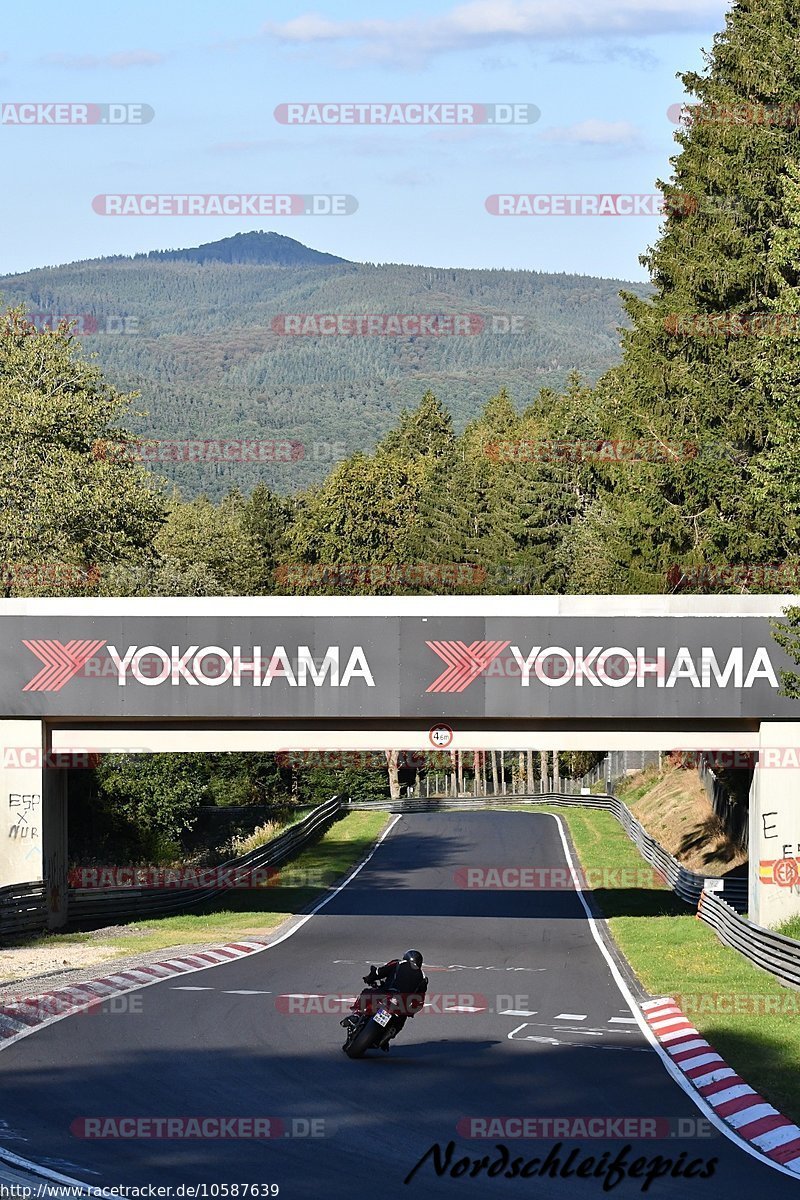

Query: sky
[[0, 0, 732, 281]]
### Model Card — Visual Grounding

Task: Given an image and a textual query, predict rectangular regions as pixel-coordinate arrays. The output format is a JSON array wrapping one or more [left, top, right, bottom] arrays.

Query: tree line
[[5, 0, 800, 854]]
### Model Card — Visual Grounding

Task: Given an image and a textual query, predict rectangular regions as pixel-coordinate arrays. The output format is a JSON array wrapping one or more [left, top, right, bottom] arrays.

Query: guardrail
[[67, 796, 344, 927], [698, 890, 800, 989], [348, 792, 748, 912], [0, 881, 48, 939]]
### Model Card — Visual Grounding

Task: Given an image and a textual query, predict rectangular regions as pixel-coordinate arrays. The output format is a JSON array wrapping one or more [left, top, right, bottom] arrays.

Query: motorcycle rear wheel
[[344, 1019, 381, 1058]]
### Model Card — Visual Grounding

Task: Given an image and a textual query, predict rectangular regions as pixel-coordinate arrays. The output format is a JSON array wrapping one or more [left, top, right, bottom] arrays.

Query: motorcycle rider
[[345, 949, 428, 1051]]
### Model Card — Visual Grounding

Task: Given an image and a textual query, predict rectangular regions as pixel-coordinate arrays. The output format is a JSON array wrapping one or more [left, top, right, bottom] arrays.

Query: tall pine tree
[[570, 0, 800, 592]]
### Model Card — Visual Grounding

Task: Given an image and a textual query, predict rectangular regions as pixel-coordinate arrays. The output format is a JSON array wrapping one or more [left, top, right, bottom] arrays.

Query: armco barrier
[[0, 798, 344, 939], [67, 796, 344, 926], [0, 881, 47, 939], [348, 792, 748, 912], [698, 889, 800, 989]]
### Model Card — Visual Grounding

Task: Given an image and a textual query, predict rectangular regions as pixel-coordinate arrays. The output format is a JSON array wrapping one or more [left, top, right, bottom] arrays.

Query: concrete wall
[[0, 720, 45, 888], [749, 722, 800, 928]]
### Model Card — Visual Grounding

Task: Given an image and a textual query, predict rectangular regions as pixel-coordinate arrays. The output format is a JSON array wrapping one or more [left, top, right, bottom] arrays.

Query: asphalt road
[[1, 811, 798, 1200]]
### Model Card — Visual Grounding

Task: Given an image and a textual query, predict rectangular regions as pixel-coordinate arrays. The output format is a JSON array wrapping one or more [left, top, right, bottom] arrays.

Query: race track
[[1, 811, 797, 1199]]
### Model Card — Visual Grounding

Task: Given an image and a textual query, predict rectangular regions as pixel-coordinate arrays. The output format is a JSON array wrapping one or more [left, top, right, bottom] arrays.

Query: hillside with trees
[[0, 241, 649, 497], [4, 0, 800, 843]]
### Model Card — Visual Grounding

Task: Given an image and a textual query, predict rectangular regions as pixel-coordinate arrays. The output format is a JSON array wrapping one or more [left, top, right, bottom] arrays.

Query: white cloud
[[262, 1, 728, 62], [541, 119, 642, 145], [41, 50, 165, 69]]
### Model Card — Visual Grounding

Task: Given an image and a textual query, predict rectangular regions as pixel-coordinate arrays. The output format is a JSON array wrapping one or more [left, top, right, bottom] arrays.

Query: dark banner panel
[[0, 613, 797, 721]]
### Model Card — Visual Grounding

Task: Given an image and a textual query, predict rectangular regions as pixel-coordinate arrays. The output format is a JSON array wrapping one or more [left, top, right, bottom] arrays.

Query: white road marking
[[0, 812, 404, 1196], [609, 1016, 637, 1024], [508, 1024, 560, 1045], [498, 1009, 538, 1016], [170, 986, 214, 991], [555, 1013, 586, 1021], [223, 990, 272, 995], [546, 813, 800, 1178]]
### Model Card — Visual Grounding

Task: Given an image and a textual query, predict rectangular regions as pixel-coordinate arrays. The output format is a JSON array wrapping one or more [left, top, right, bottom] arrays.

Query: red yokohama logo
[[23, 639, 106, 692], [426, 640, 510, 693]]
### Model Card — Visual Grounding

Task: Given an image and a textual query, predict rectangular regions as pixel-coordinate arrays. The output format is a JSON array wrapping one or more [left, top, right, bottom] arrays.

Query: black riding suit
[[354, 958, 428, 1041]]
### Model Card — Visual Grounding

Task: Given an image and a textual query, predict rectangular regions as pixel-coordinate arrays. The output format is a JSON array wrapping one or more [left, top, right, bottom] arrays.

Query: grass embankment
[[6, 811, 389, 974], [779, 915, 800, 941], [616, 764, 747, 877], [531, 803, 800, 1123]]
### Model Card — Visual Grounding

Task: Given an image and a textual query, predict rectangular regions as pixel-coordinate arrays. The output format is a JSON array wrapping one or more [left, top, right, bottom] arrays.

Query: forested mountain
[[132, 230, 349, 266], [0, 236, 648, 496], [6, 2, 800, 602]]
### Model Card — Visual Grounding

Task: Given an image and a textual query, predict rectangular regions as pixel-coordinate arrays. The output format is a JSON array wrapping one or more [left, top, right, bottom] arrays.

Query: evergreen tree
[[573, 0, 800, 591], [751, 158, 800, 571], [0, 307, 164, 595]]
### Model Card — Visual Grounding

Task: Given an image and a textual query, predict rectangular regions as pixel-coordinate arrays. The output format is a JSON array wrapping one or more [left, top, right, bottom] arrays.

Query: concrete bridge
[[1, 595, 799, 928]]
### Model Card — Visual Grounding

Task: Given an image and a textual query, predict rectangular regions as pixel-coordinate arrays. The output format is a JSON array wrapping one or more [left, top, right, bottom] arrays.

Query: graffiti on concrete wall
[[8, 792, 40, 840], [759, 810, 800, 889]]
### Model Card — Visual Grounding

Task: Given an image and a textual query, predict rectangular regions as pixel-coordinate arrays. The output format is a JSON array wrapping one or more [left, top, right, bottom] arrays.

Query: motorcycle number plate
[[374, 1010, 392, 1027]]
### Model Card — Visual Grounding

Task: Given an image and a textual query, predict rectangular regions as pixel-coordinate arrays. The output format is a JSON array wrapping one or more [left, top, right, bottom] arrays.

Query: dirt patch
[[625, 766, 747, 875], [0, 920, 292, 1002], [0, 941, 129, 989]]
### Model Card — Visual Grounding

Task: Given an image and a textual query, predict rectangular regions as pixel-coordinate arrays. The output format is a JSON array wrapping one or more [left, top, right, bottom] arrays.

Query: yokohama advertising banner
[[0, 600, 798, 721]]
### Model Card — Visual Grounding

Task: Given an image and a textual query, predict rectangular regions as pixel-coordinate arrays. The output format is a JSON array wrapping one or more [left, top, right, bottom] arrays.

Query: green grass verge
[[25, 811, 390, 959], [778, 915, 800, 942], [525, 804, 800, 1123]]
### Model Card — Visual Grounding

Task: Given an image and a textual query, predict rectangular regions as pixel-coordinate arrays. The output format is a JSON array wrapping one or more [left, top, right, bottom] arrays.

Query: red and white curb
[[642, 997, 800, 1174], [0, 939, 270, 1050], [0, 819, 403, 1061]]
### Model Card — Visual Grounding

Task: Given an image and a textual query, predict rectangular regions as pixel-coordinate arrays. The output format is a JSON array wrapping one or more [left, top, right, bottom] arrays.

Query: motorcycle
[[341, 966, 420, 1058]]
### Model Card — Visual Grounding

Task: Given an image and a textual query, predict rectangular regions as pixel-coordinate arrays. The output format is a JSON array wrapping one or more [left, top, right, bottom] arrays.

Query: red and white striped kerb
[[0, 939, 269, 1050], [642, 997, 800, 1173]]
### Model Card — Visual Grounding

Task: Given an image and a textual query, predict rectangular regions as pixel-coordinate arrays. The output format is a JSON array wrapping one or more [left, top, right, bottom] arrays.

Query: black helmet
[[403, 949, 423, 970]]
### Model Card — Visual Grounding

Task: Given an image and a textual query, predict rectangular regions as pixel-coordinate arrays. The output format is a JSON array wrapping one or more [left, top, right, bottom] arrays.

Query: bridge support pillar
[[749, 722, 800, 928], [0, 720, 68, 929]]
